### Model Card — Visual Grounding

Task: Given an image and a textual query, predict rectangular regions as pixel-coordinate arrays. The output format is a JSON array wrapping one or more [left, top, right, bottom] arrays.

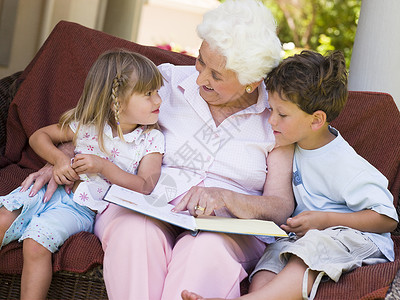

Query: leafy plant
[[219, 0, 361, 68]]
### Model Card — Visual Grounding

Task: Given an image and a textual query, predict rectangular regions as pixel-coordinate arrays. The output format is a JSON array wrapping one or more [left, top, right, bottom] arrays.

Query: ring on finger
[[195, 205, 205, 212]]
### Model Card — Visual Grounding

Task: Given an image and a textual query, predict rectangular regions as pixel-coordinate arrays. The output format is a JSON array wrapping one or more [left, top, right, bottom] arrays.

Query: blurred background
[[0, 0, 399, 108]]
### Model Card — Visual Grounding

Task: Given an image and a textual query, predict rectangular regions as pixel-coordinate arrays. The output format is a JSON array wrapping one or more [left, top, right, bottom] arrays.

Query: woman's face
[[195, 41, 247, 106]]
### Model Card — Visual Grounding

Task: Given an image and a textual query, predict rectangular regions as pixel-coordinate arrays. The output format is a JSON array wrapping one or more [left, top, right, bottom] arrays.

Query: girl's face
[[267, 91, 314, 148], [195, 41, 247, 106], [118, 90, 162, 134]]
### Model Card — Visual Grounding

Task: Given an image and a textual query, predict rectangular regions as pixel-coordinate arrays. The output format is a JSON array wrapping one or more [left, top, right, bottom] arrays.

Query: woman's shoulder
[[158, 63, 196, 81]]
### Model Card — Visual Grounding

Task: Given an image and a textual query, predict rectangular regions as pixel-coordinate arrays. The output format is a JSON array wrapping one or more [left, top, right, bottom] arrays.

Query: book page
[[104, 185, 287, 237], [104, 185, 197, 231], [195, 216, 288, 237]]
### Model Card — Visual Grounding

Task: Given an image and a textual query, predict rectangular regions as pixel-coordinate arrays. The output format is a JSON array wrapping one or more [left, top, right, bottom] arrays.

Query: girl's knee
[[22, 238, 52, 260]]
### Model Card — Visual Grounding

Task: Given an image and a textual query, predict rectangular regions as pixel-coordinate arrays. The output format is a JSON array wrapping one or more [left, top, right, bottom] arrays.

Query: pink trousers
[[94, 203, 266, 300]]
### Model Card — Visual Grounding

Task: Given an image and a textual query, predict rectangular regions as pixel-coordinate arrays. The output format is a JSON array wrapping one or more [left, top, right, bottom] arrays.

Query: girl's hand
[[53, 155, 78, 185], [172, 186, 226, 217], [72, 154, 105, 175], [281, 211, 329, 237]]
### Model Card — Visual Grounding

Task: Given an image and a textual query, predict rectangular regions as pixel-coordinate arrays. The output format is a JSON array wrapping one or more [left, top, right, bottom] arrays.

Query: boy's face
[[268, 91, 314, 148]]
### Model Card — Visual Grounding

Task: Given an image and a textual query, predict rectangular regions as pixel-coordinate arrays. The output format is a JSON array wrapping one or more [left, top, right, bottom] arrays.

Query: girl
[[0, 49, 164, 300]]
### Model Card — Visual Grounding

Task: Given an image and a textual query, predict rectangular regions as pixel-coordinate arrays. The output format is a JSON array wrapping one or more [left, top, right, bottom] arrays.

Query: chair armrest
[[0, 71, 23, 154]]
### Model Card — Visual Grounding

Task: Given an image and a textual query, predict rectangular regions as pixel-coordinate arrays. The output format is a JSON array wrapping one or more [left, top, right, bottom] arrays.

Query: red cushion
[[331, 91, 400, 206]]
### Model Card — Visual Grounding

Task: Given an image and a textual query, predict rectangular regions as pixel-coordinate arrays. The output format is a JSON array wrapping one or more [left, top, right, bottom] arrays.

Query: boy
[[181, 50, 398, 300]]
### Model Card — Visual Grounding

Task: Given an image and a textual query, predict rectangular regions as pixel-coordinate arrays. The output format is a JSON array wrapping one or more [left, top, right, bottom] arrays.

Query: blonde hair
[[59, 49, 163, 153]]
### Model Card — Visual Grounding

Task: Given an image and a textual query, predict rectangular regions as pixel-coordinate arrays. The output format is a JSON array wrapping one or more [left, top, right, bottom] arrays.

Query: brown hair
[[265, 50, 348, 122], [59, 49, 163, 153]]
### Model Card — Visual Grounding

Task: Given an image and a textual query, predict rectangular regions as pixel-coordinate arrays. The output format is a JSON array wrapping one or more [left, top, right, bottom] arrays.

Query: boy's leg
[[0, 206, 21, 243], [245, 255, 318, 299], [248, 270, 276, 293], [181, 255, 318, 300], [21, 238, 52, 300]]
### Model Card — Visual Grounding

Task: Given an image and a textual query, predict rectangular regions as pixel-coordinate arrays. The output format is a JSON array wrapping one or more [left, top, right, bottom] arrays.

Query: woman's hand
[[172, 186, 227, 217], [20, 142, 77, 202], [72, 154, 105, 175], [20, 162, 73, 203], [21, 163, 53, 193], [281, 211, 328, 237]]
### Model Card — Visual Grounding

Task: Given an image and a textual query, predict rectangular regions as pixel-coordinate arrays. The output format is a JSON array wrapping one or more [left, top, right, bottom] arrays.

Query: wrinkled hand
[[20, 163, 73, 203], [71, 154, 105, 175], [281, 211, 328, 237], [172, 186, 226, 217]]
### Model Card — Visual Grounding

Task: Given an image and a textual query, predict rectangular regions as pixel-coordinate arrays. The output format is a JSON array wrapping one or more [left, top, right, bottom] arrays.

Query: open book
[[103, 184, 288, 237]]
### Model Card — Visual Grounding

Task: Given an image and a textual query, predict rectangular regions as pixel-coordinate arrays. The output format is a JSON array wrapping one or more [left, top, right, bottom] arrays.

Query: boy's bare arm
[[281, 209, 398, 237]]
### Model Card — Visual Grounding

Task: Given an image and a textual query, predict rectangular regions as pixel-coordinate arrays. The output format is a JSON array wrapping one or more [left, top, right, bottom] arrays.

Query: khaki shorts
[[250, 226, 387, 282]]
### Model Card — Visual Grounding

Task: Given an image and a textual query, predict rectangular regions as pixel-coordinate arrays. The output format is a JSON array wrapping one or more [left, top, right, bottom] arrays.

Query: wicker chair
[[0, 21, 399, 299]]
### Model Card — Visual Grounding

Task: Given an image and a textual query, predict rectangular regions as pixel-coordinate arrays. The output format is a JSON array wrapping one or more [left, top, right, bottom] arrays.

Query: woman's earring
[[246, 86, 252, 93]]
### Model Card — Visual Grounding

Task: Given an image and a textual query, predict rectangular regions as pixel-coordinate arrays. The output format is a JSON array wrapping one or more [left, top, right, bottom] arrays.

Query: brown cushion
[[0, 232, 103, 274]]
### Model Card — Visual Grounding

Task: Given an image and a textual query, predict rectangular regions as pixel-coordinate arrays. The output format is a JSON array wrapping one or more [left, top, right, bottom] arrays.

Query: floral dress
[[0, 123, 164, 252]]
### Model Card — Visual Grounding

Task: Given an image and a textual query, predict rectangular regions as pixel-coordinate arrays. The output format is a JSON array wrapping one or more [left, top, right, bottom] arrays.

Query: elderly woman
[[22, 0, 294, 298]]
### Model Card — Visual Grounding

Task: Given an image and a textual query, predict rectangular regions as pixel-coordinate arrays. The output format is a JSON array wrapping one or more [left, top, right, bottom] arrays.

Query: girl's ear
[[310, 110, 327, 131]]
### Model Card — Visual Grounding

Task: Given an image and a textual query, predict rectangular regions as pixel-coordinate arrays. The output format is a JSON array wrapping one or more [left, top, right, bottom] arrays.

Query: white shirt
[[70, 122, 165, 213], [149, 64, 275, 207], [293, 127, 398, 261]]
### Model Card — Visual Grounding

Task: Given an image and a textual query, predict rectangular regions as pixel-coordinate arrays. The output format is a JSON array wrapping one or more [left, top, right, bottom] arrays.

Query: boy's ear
[[310, 110, 327, 130]]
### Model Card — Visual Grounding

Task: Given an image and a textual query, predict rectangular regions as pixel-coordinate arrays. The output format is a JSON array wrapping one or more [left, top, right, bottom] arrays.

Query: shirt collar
[[104, 123, 147, 144]]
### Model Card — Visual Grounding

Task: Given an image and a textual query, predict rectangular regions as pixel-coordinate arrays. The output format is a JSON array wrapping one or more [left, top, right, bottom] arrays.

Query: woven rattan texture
[[0, 265, 107, 299]]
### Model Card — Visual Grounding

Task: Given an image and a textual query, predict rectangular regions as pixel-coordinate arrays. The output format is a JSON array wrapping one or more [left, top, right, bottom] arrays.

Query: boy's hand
[[281, 211, 329, 237], [72, 154, 105, 175]]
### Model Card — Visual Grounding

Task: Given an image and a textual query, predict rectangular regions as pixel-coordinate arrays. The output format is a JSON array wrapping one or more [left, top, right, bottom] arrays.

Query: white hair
[[197, 0, 282, 85]]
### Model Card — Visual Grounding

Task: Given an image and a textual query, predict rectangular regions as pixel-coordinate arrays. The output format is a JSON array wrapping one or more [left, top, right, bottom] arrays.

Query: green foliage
[[216, 0, 360, 67], [262, 0, 361, 68]]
